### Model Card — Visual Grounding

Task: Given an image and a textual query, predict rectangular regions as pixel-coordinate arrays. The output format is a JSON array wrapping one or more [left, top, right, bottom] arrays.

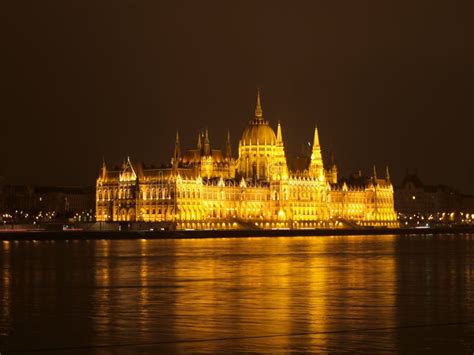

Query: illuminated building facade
[[96, 91, 398, 229], [395, 173, 474, 225]]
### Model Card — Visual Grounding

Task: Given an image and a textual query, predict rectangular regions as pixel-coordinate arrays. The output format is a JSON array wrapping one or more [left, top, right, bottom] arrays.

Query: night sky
[[1, 1, 473, 193]]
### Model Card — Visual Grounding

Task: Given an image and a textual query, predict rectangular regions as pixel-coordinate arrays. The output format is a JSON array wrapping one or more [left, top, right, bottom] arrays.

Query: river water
[[1, 234, 473, 353]]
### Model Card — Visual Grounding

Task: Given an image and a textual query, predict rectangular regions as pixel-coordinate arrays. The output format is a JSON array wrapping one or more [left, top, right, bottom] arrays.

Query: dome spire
[[255, 88, 263, 120]]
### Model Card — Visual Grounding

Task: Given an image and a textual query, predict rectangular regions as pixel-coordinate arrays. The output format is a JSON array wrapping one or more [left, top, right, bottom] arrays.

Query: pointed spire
[[225, 129, 232, 158], [174, 131, 181, 159], [385, 165, 391, 181], [255, 88, 263, 120], [310, 126, 322, 161], [203, 128, 211, 156], [328, 151, 337, 183], [276, 121, 283, 145], [172, 131, 181, 167], [197, 131, 202, 150], [101, 157, 107, 178], [373, 165, 377, 180], [309, 125, 324, 178], [313, 126, 320, 148]]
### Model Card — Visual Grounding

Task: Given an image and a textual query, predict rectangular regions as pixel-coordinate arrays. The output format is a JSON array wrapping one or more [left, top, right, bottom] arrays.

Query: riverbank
[[0, 226, 473, 240]]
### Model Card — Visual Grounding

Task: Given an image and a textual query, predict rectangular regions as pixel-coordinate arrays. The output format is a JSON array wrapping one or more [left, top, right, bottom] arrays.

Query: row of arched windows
[[98, 188, 134, 201], [141, 187, 171, 200]]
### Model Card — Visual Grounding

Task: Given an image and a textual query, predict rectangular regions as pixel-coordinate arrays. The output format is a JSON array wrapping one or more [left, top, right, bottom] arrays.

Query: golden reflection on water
[[93, 240, 111, 341], [85, 236, 400, 351], [138, 239, 150, 333], [4, 235, 473, 352], [167, 236, 397, 351]]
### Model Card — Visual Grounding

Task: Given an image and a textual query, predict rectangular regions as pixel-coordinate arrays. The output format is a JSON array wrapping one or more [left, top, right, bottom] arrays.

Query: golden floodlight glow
[[96, 91, 398, 230]]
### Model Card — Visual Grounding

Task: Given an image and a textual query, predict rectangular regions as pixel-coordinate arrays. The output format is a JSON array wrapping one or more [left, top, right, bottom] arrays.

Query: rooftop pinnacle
[[255, 88, 263, 119]]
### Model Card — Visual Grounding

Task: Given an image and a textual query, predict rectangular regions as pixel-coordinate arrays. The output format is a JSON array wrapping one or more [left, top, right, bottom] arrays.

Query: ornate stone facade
[[96, 91, 398, 229]]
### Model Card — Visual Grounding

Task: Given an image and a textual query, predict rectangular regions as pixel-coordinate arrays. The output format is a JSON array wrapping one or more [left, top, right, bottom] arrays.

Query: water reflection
[[394, 235, 474, 352], [0, 235, 473, 353], [93, 240, 111, 342], [138, 239, 150, 334], [1, 241, 11, 338]]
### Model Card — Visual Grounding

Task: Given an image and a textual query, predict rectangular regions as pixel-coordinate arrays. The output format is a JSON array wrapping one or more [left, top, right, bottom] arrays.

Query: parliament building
[[96, 91, 398, 229]]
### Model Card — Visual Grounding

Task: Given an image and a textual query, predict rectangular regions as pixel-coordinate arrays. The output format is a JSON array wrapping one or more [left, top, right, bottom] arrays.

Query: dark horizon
[[1, 1, 473, 193]]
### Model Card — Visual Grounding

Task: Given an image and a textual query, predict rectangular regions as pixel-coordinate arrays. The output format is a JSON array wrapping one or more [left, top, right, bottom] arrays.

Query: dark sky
[[1, 1, 473, 193]]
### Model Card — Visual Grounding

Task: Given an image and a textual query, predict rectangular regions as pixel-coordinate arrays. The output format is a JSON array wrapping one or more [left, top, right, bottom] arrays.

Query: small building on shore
[[0, 184, 95, 223], [395, 173, 474, 225]]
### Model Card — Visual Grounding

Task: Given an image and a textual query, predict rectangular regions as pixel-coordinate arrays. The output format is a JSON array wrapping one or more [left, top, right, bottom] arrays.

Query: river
[[1, 234, 473, 353]]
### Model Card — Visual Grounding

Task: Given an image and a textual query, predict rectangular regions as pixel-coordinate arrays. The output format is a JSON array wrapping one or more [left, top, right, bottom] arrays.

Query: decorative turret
[[385, 166, 390, 181], [172, 131, 181, 167], [373, 165, 377, 180], [309, 126, 324, 180], [327, 151, 338, 184], [311, 127, 323, 162], [203, 128, 211, 156], [101, 158, 107, 179], [197, 131, 202, 151], [276, 121, 283, 146], [313, 126, 320, 147], [225, 129, 232, 159]]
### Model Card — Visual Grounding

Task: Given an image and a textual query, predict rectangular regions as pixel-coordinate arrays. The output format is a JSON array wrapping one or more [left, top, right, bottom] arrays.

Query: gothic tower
[[308, 126, 325, 180]]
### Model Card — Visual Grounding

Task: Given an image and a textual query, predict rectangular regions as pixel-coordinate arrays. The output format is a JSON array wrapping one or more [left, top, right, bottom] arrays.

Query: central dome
[[240, 89, 276, 146], [241, 122, 276, 145]]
